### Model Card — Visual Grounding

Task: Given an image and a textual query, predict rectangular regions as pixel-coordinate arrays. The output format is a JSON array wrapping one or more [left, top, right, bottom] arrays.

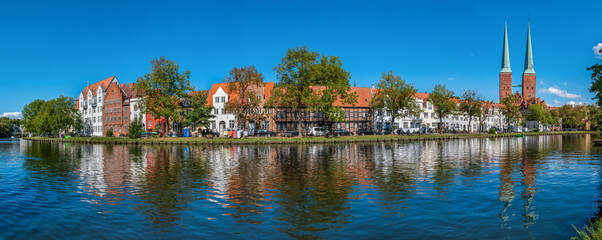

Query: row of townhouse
[[76, 76, 510, 137], [203, 83, 509, 135], [76, 76, 155, 137]]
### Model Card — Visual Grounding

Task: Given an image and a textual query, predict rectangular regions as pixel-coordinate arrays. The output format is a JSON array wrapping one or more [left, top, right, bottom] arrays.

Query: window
[[214, 109, 219, 114], [106, 109, 109, 113], [221, 108, 225, 114], [117, 99, 120, 103], [106, 100, 108, 104], [125, 106, 128, 111], [148, 121, 152, 127], [261, 121, 270, 130], [229, 120, 235, 128], [118, 107, 121, 112], [221, 96, 226, 103], [118, 117, 121, 121], [354, 111, 358, 118], [215, 97, 219, 103], [354, 123, 358, 129], [265, 108, 270, 114], [106, 117, 109, 122]]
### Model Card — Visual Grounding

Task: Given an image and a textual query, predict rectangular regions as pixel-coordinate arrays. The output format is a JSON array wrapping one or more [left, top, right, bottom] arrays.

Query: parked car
[[280, 130, 299, 137], [333, 129, 353, 136], [201, 129, 220, 138], [307, 127, 326, 136], [255, 129, 276, 137], [356, 129, 376, 136]]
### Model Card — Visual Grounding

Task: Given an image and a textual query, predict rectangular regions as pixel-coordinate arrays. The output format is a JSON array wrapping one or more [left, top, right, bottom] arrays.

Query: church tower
[[522, 24, 536, 100], [499, 21, 513, 102]]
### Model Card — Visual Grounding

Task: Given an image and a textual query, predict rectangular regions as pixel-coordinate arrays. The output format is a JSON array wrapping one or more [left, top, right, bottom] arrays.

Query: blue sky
[[1, 0, 601, 116]]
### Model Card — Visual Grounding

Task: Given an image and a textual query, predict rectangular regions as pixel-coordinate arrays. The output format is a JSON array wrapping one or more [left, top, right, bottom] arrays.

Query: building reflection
[[19, 134, 591, 238]]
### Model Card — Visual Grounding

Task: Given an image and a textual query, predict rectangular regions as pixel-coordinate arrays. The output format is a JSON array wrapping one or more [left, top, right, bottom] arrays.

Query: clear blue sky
[[1, 0, 601, 115]]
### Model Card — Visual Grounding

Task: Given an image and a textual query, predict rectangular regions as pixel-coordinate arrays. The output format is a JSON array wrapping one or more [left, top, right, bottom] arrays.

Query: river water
[[0, 135, 601, 239]]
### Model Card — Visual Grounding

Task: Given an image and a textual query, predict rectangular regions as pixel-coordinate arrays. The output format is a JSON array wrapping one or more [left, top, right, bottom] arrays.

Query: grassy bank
[[574, 218, 602, 240], [24, 131, 594, 145]]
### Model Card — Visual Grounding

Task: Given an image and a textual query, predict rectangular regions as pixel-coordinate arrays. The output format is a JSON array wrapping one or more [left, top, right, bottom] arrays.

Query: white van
[[307, 127, 326, 136]]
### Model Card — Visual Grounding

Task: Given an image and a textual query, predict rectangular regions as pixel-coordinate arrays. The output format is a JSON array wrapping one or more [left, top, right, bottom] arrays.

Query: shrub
[[488, 128, 497, 134], [128, 118, 144, 139], [106, 129, 114, 137]]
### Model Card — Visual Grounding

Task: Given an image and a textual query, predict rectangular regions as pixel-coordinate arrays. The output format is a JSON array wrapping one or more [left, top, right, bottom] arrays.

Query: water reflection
[[11, 135, 602, 239]]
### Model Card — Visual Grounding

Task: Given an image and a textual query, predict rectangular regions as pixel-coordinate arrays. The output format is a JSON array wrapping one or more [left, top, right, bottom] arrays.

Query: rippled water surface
[[1, 135, 602, 239]]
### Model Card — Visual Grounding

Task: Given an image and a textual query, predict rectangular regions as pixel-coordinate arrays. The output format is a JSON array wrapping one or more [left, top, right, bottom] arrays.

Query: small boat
[[515, 134, 524, 138]]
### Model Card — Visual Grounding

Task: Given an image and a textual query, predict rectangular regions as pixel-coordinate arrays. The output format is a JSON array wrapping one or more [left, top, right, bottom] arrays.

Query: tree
[[270, 46, 357, 135], [526, 104, 549, 131], [371, 71, 420, 133], [477, 103, 488, 133], [589, 47, 602, 106], [427, 84, 456, 134], [0, 122, 10, 137], [128, 116, 144, 139], [459, 89, 483, 133], [269, 46, 319, 135], [72, 111, 83, 136], [308, 54, 357, 133], [135, 57, 194, 137], [224, 66, 264, 130], [500, 95, 522, 131], [22, 99, 46, 134], [183, 91, 215, 131]]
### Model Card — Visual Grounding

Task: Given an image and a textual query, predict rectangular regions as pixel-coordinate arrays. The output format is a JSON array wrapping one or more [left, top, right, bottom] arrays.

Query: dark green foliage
[[459, 89, 483, 133], [128, 117, 144, 139], [488, 128, 497, 134], [183, 91, 215, 129], [588, 48, 602, 106], [106, 129, 114, 137]]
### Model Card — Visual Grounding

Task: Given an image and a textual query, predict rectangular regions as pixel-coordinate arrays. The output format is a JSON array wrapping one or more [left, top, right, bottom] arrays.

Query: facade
[[76, 76, 117, 137], [103, 82, 131, 136], [275, 87, 374, 134], [206, 82, 276, 135]]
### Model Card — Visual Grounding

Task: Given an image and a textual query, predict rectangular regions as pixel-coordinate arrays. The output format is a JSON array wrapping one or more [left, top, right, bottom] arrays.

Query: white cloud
[[448, 77, 456, 80], [2, 112, 22, 119], [539, 79, 547, 85], [539, 87, 582, 99], [553, 100, 561, 105], [567, 101, 585, 106], [594, 43, 602, 59]]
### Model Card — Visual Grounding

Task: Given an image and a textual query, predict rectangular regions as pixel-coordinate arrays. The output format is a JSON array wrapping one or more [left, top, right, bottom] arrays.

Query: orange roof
[[206, 82, 275, 106], [206, 83, 231, 106], [80, 76, 115, 99], [308, 86, 373, 108]]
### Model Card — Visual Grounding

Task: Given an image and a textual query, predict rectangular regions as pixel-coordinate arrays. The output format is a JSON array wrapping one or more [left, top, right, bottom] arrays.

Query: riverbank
[[23, 131, 594, 145]]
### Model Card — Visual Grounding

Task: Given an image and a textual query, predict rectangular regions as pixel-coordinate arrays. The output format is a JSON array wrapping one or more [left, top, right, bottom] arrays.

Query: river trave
[[1, 134, 601, 239]]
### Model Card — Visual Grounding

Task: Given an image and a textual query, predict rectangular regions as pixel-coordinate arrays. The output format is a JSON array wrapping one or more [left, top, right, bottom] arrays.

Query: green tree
[[308, 54, 357, 133], [0, 122, 10, 137], [183, 91, 215, 131], [428, 84, 456, 134], [72, 111, 84, 135], [106, 129, 114, 137], [135, 57, 194, 137], [128, 116, 144, 139], [270, 46, 357, 135], [371, 71, 420, 132], [22, 99, 46, 134], [224, 66, 264, 129], [526, 104, 549, 131], [500, 95, 522, 131], [459, 89, 483, 133], [588, 47, 602, 105]]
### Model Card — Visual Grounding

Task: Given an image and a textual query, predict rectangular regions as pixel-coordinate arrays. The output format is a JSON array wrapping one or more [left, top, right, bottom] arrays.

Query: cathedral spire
[[501, 21, 512, 73], [523, 23, 535, 74]]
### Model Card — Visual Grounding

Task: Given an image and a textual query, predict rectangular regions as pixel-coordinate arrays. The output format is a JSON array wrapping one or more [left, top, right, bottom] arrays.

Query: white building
[[207, 83, 237, 134], [76, 76, 118, 137]]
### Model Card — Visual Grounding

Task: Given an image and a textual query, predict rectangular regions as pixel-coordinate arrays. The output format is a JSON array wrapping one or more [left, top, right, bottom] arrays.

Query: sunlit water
[[1, 135, 601, 239]]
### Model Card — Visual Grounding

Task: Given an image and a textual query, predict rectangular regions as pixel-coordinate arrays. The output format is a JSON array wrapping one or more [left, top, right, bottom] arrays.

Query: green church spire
[[501, 21, 512, 73], [523, 23, 535, 74]]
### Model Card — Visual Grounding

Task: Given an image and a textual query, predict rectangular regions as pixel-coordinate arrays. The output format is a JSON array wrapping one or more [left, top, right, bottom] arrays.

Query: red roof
[[80, 76, 115, 99]]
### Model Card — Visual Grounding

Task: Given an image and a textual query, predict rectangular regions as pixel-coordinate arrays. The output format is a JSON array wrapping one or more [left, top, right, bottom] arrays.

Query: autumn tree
[[427, 84, 456, 134], [135, 57, 194, 136], [500, 95, 522, 131], [459, 89, 483, 133], [370, 71, 420, 132], [224, 66, 264, 130]]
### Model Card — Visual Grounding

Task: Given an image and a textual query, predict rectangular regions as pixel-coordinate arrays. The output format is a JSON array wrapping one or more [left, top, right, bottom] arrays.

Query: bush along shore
[[23, 131, 594, 145]]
